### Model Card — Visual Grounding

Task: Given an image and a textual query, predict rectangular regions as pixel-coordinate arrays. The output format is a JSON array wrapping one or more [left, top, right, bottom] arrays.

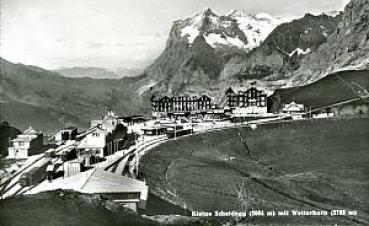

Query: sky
[[1, 0, 350, 70]]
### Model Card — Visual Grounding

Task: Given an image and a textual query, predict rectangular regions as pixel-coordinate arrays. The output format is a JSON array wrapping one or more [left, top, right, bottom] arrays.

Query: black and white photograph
[[0, 0, 368, 225]]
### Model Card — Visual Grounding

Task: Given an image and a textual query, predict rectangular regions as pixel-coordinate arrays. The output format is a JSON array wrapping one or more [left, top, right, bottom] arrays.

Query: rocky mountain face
[[179, 8, 286, 50], [220, 13, 341, 91], [2, 0, 368, 132], [269, 70, 369, 113], [143, 8, 288, 95], [289, 0, 369, 85], [143, 7, 344, 96]]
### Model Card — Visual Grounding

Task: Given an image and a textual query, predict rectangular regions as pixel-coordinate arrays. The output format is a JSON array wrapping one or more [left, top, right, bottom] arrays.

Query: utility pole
[[63, 162, 66, 178], [191, 119, 193, 135], [135, 150, 138, 178], [174, 123, 177, 140]]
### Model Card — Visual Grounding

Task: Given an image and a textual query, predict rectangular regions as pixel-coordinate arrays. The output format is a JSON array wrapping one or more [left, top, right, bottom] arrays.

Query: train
[[166, 128, 193, 139], [19, 158, 51, 187], [44, 148, 56, 158]]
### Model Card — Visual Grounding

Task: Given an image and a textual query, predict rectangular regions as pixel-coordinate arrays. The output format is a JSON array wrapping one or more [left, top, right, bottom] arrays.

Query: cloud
[[139, 31, 168, 38], [134, 53, 148, 60], [1, 0, 348, 69], [87, 41, 149, 49]]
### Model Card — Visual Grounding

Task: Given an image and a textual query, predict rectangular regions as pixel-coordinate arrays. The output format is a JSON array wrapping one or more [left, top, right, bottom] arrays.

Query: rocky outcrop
[[144, 8, 286, 95], [289, 0, 369, 85], [220, 13, 341, 85], [137, 0, 367, 98], [143, 8, 342, 96]]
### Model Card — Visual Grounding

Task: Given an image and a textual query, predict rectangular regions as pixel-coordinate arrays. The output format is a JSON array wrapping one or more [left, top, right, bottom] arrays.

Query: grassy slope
[[0, 59, 150, 132], [0, 102, 86, 132], [140, 118, 369, 225], [269, 70, 369, 112]]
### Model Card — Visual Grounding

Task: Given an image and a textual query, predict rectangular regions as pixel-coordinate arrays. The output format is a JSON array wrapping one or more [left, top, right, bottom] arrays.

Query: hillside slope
[[269, 70, 369, 112], [289, 0, 369, 85], [55, 67, 121, 79], [0, 58, 149, 132], [55, 67, 144, 79], [140, 118, 369, 225]]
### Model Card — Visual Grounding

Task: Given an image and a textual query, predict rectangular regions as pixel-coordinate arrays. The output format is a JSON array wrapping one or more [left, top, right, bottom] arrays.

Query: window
[[18, 141, 25, 146], [92, 132, 100, 137]]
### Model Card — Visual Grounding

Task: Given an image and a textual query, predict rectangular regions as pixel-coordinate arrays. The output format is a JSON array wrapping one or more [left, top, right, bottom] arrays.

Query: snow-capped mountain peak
[[226, 9, 251, 17], [229, 11, 286, 49], [179, 8, 288, 50], [255, 12, 279, 21]]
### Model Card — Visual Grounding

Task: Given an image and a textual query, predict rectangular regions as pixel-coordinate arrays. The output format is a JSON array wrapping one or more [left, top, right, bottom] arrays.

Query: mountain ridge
[[177, 8, 288, 50], [288, 0, 369, 85], [1, 0, 368, 132], [55, 67, 144, 80], [143, 7, 343, 96], [0, 58, 149, 132]]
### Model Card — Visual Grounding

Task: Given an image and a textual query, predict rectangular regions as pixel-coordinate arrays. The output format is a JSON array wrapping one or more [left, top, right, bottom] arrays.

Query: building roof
[[27, 169, 148, 198], [211, 96, 228, 108], [11, 136, 34, 142], [226, 86, 267, 95], [81, 169, 147, 194], [103, 114, 118, 121], [61, 127, 77, 131], [12, 128, 42, 142], [76, 126, 106, 139], [228, 87, 249, 93], [23, 126, 41, 135], [49, 127, 77, 141], [283, 102, 305, 111], [64, 159, 84, 164], [198, 95, 210, 101], [154, 94, 211, 102], [143, 125, 166, 130], [54, 143, 76, 155], [90, 120, 103, 126]]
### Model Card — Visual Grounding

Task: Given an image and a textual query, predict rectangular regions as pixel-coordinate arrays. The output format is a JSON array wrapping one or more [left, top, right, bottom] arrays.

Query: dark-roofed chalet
[[151, 94, 211, 113], [225, 87, 267, 109]]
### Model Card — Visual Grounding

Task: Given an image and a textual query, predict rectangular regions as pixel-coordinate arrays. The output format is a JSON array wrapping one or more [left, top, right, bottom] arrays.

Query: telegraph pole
[[135, 150, 138, 178], [174, 123, 177, 140]]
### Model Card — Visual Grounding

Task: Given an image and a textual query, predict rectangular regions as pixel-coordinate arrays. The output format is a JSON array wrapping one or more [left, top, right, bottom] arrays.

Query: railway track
[[0, 155, 46, 198], [106, 136, 168, 177]]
